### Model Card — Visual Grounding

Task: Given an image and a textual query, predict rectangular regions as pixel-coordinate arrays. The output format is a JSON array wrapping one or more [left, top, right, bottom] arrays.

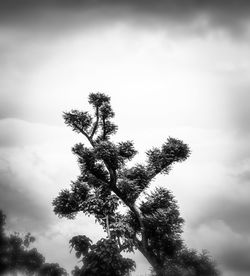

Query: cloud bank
[[1, 0, 250, 37]]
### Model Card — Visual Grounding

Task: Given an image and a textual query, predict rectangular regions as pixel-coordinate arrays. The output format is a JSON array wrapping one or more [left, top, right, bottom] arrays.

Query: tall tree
[[53, 93, 219, 276]]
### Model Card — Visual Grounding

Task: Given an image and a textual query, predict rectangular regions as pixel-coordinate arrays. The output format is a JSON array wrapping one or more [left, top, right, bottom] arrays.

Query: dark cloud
[[0, 175, 54, 234], [1, 0, 250, 15], [204, 199, 250, 236], [222, 243, 250, 274], [191, 169, 250, 235], [0, 179, 53, 232], [188, 201, 250, 275], [0, 149, 56, 234], [0, 0, 250, 36], [187, 166, 250, 275], [228, 87, 250, 136], [237, 169, 250, 183], [197, 199, 250, 275]]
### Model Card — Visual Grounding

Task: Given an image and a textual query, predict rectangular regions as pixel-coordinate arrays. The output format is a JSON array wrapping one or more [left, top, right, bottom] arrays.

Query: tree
[[69, 236, 135, 276], [0, 210, 67, 276], [53, 93, 219, 276], [38, 262, 68, 276]]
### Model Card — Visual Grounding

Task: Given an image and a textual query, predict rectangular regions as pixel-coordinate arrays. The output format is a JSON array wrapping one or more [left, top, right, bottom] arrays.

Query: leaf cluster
[[140, 188, 184, 258], [63, 93, 117, 142], [70, 237, 135, 276], [150, 249, 220, 276], [53, 179, 119, 220]]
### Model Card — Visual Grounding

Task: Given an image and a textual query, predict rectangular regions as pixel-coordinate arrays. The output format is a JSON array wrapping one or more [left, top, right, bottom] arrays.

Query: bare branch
[[90, 106, 99, 139], [106, 215, 110, 239], [71, 122, 94, 146], [102, 116, 106, 140]]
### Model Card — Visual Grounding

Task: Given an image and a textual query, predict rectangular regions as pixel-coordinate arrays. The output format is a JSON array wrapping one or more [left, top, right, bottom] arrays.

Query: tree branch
[[129, 204, 148, 252], [106, 215, 110, 239], [117, 237, 122, 251], [72, 122, 94, 146], [90, 106, 99, 139], [109, 185, 149, 254], [76, 120, 149, 257], [102, 116, 106, 140], [136, 239, 161, 272]]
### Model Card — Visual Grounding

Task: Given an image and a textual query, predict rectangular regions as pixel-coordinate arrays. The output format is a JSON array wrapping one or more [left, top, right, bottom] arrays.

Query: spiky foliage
[[53, 92, 219, 276]]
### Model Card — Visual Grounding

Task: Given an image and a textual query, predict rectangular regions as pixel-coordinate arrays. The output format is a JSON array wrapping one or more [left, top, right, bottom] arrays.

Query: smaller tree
[[38, 262, 68, 276], [150, 249, 219, 276], [0, 210, 67, 276]]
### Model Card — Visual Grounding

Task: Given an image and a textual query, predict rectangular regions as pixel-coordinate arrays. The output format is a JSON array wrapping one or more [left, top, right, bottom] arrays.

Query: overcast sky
[[1, 1, 250, 275]]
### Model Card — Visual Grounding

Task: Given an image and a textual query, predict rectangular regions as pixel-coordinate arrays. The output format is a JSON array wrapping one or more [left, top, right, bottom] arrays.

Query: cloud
[[0, 119, 65, 147], [226, 87, 250, 136], [186, 220, 250, 276], [182, 147, 250, 275], [0, 151, 55, 233], [0, 175, 53, 233], [0, 0, 250, 37], [0, 119, 79, 233], [193, 195, 250, 236], [187, 147, 250, 235], [222, 241, 250, 274], [237, 169, 250, 183]]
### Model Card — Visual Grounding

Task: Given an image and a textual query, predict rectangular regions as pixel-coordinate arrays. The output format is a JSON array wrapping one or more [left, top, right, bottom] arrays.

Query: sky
[[0, 0, 250, 275]]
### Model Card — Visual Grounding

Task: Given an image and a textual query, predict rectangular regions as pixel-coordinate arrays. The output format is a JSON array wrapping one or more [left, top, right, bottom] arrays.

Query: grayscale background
[[0, 1, 250, 275]]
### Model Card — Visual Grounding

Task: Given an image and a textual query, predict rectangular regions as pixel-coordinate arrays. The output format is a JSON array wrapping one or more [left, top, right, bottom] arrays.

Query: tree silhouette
[[53, 93, 219, 276], [0, 210, 67, 276], [38, 262, 68, 276]]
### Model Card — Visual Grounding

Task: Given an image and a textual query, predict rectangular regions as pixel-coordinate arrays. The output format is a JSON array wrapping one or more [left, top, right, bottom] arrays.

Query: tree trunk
[[138, 248, 166, 276], [106, 215, 110, 238]]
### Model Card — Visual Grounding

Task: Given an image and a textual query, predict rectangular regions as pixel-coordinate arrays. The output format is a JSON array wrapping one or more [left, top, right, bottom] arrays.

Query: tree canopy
[[53, 92, 219, 276]]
